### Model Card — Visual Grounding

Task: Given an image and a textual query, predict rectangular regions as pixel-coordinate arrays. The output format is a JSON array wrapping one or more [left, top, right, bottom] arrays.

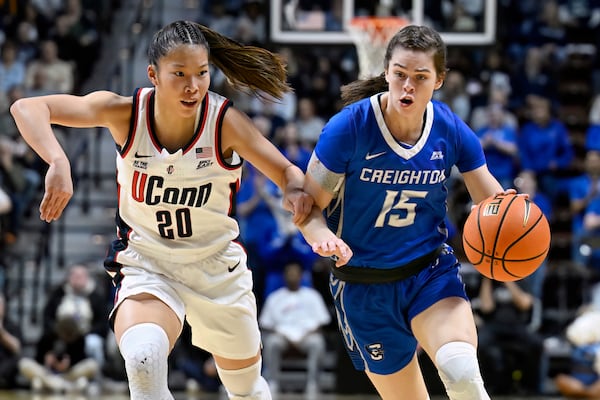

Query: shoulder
[[431, 100, 460, 124]]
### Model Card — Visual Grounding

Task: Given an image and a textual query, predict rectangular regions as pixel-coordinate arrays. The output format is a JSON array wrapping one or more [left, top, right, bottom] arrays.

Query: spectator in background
[[0, 40, 26, 93], [474, 48, 512, 110], [475, 103, 519, 190], [13, 20, 39, 64], [19, 313, 100, 394], [580, 194, 600, 272], [434, 69, 471, 122], [475, 276, 545, 396], [470, 86, 518, 133], [570, 150, 600, 266], [259, 261, 331, 398], [0, 185, 11, 217], [197, 3, 236, 39], [276, 121, 312, 172], [554, 284, 600, 398], [510, 47, 558, 111], [42, 264, 109, 378], [295, 97, 325, 148], [587, 94, 600, 152], [172, 321, 222, 394], [234, 0, 266, 45], [518, 93, 574, 201], [16, 1, 54, 43], [513, 170, 552, 298], [0, 85, 42, 244], [24, 39, 74, 94], [0, 292, 22, 390], [51, 0, 100, 88]]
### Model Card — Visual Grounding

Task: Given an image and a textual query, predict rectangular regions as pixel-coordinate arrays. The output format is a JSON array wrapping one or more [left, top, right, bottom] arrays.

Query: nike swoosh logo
[[134, 151, 153, 158], [228, 261, 240, 273], [365, 151, 386, 160]]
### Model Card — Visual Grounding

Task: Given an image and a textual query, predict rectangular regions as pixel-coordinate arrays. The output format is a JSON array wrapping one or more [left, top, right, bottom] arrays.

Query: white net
[[348, 17, 409, 79]]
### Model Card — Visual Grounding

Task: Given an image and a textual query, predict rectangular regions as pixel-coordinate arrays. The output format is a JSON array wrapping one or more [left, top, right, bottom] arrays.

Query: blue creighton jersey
[[315, 94, 485, 268]]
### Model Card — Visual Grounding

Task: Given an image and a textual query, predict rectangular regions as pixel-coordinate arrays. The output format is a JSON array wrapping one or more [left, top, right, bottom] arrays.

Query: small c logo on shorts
[[366, 343, 384, 361]]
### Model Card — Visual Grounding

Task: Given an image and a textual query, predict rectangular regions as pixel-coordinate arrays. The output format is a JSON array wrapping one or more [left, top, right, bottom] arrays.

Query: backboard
[[269, 0, 497, 45]]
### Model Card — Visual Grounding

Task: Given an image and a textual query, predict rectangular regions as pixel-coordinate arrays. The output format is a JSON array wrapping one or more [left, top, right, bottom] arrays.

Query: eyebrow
[[168, 62, 209, 68], [392, 63, 431, 73]]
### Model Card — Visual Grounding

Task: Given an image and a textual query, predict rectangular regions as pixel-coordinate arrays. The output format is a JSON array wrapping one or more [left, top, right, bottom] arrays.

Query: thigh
[[111, 263, 185, 350], [183, 279, 261, 361], [330, 277, 418, 375], [409, 248, 476, 358], [177, 244, 261, 362], [411, 297, 478, 360], [113, 293, 182, 350], [365, 352, 429, 400]]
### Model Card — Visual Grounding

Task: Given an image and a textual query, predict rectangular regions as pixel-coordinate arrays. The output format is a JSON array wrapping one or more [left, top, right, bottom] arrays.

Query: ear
[[147, 65, 158, 86], [434, 78, 444, 90]]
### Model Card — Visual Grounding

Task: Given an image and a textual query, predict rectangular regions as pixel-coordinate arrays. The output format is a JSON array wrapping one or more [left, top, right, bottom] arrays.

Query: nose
[[185, 77, 200, 93], [403, 78, 415, 92]]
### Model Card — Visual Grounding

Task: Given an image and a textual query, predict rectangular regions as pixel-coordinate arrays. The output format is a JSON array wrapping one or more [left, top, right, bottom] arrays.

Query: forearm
[[297, 206, 335, 244], [478, 279, 495, 313], [584, 213, 600, 231], [0, 327, 21, 355], [282, 164, 305, 193], [505, 281, 533, 311], [10, 98, 69, 166]]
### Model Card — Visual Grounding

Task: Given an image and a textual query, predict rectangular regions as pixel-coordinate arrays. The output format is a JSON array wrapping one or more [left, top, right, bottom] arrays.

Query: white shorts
[[110, 241, 261, 360]]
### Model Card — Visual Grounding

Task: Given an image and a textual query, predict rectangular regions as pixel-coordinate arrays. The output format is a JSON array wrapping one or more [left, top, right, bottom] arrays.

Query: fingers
[[39, 191, 71, 222], [496, 188, 529, 199], [311, 240, 353, 267], [289, 193, 314, 225]]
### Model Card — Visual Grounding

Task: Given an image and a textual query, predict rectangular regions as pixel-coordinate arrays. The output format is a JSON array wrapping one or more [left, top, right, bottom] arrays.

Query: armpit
[[307, 152, 345, 195]]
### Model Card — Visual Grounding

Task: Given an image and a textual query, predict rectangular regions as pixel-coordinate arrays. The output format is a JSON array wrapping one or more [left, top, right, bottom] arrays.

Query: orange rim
[[349, 16, 409, 29]]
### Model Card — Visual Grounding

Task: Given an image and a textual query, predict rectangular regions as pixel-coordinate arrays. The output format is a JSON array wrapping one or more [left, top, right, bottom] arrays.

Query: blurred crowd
[[2, 0, 600, 397]]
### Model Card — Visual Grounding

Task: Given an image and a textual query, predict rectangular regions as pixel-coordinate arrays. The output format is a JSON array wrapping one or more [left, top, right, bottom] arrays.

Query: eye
[[174, 71, 184, 77]]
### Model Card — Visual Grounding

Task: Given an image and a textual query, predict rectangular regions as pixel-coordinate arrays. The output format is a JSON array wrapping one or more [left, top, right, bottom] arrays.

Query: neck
[[153, 102, 197, 151]]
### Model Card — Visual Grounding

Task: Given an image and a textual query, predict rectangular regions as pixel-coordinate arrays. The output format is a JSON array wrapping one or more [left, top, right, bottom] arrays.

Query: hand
[[496, 188, 529, 199], [311, 238, 353, 267], [282, 188, 314, 225], [40, 160, 73, 222]]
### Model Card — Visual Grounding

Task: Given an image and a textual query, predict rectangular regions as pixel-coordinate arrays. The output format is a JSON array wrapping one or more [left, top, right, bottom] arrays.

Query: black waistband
[[330, 246, 443, 284]]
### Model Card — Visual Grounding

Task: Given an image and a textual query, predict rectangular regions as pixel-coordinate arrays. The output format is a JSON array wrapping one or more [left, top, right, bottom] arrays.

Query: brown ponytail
[[148, 21, 292, 100], [340, 74, 388, 106]]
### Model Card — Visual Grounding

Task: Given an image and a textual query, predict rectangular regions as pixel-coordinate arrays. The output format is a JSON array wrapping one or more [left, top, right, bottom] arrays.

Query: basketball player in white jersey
[[10, 20, 325, 400]]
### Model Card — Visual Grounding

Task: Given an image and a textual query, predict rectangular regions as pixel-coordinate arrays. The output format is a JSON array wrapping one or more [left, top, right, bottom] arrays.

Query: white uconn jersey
[[115, 88, 241, 264]]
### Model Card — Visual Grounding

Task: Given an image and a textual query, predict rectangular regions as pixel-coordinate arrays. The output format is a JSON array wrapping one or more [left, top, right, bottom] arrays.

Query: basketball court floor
[[0, 392, 564, 400]]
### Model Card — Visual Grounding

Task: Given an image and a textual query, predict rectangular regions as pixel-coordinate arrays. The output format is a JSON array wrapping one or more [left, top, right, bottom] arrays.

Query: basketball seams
[[461, 193, 551, 282], [489, 194, 519, 279]]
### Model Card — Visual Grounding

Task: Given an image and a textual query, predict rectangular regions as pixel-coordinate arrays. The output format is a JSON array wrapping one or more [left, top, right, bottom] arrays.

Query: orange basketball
[[462, 193, 551, 281]]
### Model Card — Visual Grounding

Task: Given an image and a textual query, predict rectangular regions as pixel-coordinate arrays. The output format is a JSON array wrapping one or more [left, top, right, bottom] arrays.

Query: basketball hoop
[[348, 16, 409, 79]]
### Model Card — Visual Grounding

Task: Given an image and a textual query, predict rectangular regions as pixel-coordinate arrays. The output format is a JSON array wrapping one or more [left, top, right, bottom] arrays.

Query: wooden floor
[[0, 390, 564, 400]]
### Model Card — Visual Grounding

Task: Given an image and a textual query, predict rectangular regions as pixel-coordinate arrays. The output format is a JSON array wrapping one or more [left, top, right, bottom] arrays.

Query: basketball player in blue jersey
[[297, 25, 512, 400], [10, 21, 317, 400]]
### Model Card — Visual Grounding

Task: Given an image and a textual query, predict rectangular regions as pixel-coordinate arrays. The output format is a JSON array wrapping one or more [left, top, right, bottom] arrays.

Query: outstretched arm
[[221, 107, 313, 224], [10, 91, 131, 222]]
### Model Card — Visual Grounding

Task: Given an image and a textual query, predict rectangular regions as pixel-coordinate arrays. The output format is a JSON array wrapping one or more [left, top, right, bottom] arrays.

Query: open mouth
[[181, 99, 198, 107], [400, 97, 413, 106]]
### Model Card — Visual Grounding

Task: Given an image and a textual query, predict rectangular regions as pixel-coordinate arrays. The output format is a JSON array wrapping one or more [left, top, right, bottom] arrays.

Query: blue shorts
[[329, 246, 468, 375]]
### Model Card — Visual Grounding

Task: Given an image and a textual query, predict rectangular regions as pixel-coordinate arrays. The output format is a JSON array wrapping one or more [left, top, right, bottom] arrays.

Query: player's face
[[148, 44, 210, 118], [384, 47, 443, 114]]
